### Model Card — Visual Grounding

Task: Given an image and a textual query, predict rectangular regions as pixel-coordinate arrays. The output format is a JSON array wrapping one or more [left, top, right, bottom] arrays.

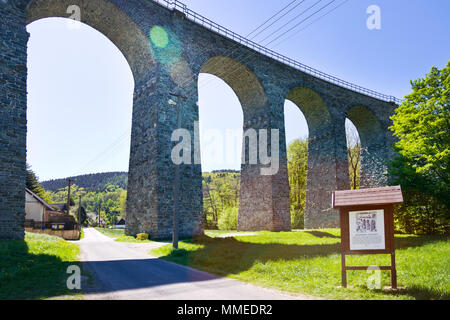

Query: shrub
[[136, 233, 149, 241], [394, 191, 449, 235], [291, 207, 305, 229], [218, 207, 238, 230]]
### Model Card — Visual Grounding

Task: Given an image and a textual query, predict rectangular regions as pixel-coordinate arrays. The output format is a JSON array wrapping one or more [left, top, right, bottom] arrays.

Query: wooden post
[[341, 254, 347, 288], [391, 252, 397, 289]]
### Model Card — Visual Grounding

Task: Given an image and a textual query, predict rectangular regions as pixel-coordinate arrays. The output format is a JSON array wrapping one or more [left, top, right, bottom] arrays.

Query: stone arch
[[26, 0, 155, 82], [23, 0, 171, 239], [200, 56, 269, 115], [346, 105, 388, 187], [286, 87, 333, 134], [200, 56, 291, 231], [286, 86, 339, 228]]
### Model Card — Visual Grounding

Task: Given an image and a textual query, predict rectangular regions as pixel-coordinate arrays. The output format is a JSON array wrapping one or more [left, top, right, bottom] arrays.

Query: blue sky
[[26, 0, 450, 181]]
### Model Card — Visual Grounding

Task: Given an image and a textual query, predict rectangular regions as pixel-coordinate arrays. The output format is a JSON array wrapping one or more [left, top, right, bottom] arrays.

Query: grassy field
[[152, 229, 449, 300], [0, 233, 83, 300], [95, 228, 154, 243]]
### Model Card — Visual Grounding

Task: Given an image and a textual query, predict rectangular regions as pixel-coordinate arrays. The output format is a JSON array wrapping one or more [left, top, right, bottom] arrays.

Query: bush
[[394, 191, 449, 235], [218, 207, 238, 231], [291, 208, 305, 229], [136, 233, 149, 241]]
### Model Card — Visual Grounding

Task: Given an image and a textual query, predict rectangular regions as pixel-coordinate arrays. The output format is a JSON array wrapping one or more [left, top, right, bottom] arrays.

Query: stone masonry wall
[[0, 1, 29, 240]]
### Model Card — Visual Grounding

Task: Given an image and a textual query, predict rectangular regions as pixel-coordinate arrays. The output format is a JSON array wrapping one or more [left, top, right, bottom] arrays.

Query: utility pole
[[169, 94, 186, 250], [172, 103, 182, 249], [66, 179, 73, 216], [78, 195, 82, 230], [169, 93, 187, 250], [98, 202, 101, 228]]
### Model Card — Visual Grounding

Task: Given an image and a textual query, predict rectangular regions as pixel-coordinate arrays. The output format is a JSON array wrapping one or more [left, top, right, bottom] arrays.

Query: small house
[[25, 188, 55, 223]]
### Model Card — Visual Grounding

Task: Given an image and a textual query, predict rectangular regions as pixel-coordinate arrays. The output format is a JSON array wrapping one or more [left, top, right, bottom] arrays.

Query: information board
[[349, 209, 385, 251]]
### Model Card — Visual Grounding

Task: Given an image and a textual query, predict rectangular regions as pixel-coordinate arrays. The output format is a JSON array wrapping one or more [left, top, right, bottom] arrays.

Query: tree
[[78, 206, 88, 226], [287, 138, 308, 229], [346, 123, 362, 190], [347, 143, 361, 190], [388, 62, 449, 234], [202, 171, 240, 230], [119, 190, 127, 219], [389, 62, 449, 208], [26, 164, 53, 203]]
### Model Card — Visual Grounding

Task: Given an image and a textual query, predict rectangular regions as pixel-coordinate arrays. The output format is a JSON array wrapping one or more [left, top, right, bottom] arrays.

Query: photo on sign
[[355, 213, 378, 234], [349, 210, 385, 251]]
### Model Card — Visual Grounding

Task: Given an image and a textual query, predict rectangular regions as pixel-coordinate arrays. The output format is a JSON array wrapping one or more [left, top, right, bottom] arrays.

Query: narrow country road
[[78, 228, 313, 300]]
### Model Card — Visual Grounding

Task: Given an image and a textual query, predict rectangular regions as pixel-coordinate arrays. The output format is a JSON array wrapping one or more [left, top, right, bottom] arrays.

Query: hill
[[41, 170, 238, 193], [41, 172, 128, 192]]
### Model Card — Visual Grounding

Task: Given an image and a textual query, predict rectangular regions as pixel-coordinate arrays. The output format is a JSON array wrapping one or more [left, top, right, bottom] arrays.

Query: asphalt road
[[79, 228, 313, 300]]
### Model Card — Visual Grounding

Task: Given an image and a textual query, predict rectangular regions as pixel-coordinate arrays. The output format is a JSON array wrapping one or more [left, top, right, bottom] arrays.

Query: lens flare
[[150, 26, 169, 48]]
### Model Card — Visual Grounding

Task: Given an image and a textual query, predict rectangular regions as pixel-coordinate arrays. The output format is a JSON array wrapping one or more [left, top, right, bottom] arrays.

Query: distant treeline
[[41, 172, 128, 192], [211, 170, 240, 174]]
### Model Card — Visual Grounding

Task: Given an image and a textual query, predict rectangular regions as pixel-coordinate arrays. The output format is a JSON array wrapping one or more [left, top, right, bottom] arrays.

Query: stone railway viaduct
[[0, 0, 399, 240]]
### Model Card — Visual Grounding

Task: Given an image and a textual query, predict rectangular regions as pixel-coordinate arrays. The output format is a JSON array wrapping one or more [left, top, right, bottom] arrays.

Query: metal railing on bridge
[[151, 0, 403, 105]]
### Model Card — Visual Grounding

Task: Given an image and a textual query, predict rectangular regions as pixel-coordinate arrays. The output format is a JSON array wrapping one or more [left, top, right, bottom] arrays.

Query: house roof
[[332, 186, 404, 208], [25, 188, 55, 211], [50, 203, 66, 211]]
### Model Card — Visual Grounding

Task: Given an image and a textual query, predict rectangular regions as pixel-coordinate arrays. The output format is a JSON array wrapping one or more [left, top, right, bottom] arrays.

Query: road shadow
[[79, 257, 222, 295]]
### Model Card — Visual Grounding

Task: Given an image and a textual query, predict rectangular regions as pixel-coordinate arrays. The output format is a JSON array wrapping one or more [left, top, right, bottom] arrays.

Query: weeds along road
[[78, 228, 313, 300]]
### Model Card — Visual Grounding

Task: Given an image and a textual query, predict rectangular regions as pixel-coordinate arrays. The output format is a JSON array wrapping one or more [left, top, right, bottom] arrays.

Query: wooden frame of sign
[[332, 186, 404, 289]]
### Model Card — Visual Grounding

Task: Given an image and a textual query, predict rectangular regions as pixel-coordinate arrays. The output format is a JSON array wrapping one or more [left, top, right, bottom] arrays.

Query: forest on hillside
[[41, 172, 128, 192]]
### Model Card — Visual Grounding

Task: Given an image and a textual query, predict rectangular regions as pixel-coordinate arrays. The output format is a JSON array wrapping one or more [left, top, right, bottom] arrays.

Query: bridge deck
[[151, 0, 402, 104]]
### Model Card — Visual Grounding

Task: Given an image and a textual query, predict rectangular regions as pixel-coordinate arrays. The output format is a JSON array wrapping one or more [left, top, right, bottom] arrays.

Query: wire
[[196, 0, 345, 96], [190, 0, 322, 93], [176, 0, 310, 90], [259, 0, 324, 44], [249, 0, 307, 40], [266, 0, 337, 47], [71, 129, 130, 177], [270, 0, 350, 48], [246, 0, 298, 37]]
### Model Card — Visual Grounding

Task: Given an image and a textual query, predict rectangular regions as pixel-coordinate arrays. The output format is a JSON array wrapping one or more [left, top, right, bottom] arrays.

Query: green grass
[[95, 228, 154, 243], [0, 232, 83, 300], [152, 229, 450, 300]]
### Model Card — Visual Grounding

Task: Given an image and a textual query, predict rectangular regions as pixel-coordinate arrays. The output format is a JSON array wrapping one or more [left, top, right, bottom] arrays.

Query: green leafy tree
[[218, 207, 238, 230], [78, 206, 88, 226], [287, 139, 308, 229], [202, 171, 240, 230], [390, 62, 449, 205], [26, 164, 53, 203], [119, 190, 127, 219], [346, 121, 362, 190], [348, 143, 361, 190], [389, 62, 449, 234]]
